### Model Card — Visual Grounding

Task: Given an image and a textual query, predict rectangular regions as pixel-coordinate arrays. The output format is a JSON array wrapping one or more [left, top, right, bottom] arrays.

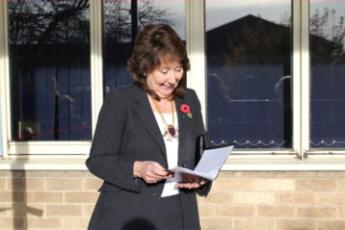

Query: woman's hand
[[176, 174, 208, 190], [133, 161, 172, 184]]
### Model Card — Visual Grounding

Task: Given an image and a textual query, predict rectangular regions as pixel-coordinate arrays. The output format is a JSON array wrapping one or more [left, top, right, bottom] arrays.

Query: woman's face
[[146, 57, 184, 99]]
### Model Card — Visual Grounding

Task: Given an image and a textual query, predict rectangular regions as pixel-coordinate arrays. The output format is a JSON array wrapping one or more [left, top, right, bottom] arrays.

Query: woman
[[86, 24, 210, 230]]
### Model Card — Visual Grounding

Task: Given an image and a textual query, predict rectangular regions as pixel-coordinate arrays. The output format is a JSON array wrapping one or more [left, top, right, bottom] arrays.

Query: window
[[8, 0, 91, 141], [1, 0, 345, 159], [310, 0, 345, 148], [206, 0, 292, 148]]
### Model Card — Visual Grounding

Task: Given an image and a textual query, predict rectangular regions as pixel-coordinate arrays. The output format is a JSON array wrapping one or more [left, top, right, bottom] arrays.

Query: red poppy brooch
[[180, 104, 192, 119]]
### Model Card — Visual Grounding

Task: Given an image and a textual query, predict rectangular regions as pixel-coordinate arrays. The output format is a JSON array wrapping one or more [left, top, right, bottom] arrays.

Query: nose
[[167, 72, 179, 84]]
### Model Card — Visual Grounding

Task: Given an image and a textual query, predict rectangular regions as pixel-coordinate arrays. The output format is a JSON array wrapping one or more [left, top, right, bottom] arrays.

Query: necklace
[[151, 98, 177, 138]]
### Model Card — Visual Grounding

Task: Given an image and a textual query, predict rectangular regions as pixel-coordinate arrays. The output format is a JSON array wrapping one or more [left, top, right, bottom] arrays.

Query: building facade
[[1, 1, 345, 229]]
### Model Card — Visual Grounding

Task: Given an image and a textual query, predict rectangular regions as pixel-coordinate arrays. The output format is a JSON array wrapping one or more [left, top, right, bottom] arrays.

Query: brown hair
[[128, 24, 190, 98]]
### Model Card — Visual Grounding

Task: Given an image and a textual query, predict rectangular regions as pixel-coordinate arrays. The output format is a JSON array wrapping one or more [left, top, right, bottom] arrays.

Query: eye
[[175, 67, 183, 73], [160, 68, 169, 74]]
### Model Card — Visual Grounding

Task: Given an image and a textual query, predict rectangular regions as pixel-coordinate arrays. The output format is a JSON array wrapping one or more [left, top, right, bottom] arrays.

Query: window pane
[[8, 0, 91, 141], [103, 0, 185, 93], [310, 1, 345, 148], [206, 1, 292, 148]]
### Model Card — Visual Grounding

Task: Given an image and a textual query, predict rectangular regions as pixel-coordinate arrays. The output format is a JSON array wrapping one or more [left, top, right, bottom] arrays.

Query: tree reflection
[[309, 7, 345, 63], [9, 0, 175, 44], [9, 0, 90, 45], [102, 0, 176, 92], [104, 0, 174, 42]]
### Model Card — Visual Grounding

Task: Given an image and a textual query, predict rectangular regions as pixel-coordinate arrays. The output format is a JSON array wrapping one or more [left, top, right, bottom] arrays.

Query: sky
[[206, 2, 290, 30], [206, 0, 345, 30], [141, 0, 345, 40]]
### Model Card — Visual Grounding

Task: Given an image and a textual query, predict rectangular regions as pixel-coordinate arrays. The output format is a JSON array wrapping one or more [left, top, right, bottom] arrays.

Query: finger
[[151, 164, 170, 177], [144, 171, 170, 183], [144, 176, 159, 184], [199, 180, 207, 186], [146, 170, 169, 181], [142, 163, 163, 176], [177, 182, 200, 189], [180, 183, 196, 189]]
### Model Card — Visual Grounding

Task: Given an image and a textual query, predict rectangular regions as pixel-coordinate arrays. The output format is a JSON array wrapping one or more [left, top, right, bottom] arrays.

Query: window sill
[[0, 155, 88, 170], [1, 155, 345, 171], [224, 155, 345, 171]]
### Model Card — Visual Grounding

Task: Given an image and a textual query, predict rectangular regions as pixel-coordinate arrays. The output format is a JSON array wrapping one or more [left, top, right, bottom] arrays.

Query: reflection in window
[[8, 0, 91, 141], [102, 0, 185, 94], [206, 1, 292, 148], [310, 1, 345, 148]]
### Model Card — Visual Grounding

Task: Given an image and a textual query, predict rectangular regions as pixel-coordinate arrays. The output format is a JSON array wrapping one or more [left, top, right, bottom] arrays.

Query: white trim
[[8, 141, 91, 155], [232, 149, 297, 155], [0, 0, 10, 158], [292, 0, 302, 157], [0, 0, 4, 155], [2, 155, 345, 171], [90, 0, 104, 135], [305, 150, 345, 155], [224, 156, 345, 171], [186, 0, 206, 125], [300, 0, 310, 159], [292, 0, 311, 158], [0, 156, 88, 170]]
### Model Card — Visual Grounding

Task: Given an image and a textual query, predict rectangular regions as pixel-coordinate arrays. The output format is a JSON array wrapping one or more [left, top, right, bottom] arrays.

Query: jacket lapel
[[132, 86, 166, 155], [175, 96, 189, 166]]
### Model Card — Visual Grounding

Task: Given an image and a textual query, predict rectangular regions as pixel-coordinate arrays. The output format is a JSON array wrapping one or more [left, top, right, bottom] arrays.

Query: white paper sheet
[[170, 145, 233, 181]]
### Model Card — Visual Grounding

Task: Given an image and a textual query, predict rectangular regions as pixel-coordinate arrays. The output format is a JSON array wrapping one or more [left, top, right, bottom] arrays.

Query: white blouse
[[153, 111, 179, 197]]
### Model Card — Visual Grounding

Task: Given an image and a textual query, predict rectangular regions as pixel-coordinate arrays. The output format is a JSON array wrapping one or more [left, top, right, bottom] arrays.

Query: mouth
[[162, 84, 176, 91]]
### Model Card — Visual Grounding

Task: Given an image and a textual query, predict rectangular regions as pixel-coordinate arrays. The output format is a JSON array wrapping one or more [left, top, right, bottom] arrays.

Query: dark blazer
[[86, 84, 210, 230]]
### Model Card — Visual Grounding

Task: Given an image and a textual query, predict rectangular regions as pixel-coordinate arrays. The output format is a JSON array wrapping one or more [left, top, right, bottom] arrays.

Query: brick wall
[[1, 171, 345, 230]]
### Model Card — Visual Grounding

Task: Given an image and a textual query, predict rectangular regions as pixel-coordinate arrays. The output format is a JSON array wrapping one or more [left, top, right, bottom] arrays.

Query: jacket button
[[152, 193, 157, 197]]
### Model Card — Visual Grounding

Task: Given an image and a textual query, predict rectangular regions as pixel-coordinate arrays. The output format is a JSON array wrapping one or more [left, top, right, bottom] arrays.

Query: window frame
[[0, 0, 345, 161], [200, 0, 300, 156], [0, 0, 10, 157], [302, 0, 345, 156], [196, 0, 345, 157], [0, 0, 98, 156]]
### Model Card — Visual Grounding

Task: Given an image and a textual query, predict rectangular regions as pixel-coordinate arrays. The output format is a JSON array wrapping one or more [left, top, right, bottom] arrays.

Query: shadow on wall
[[0, 143, 43, 230]]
